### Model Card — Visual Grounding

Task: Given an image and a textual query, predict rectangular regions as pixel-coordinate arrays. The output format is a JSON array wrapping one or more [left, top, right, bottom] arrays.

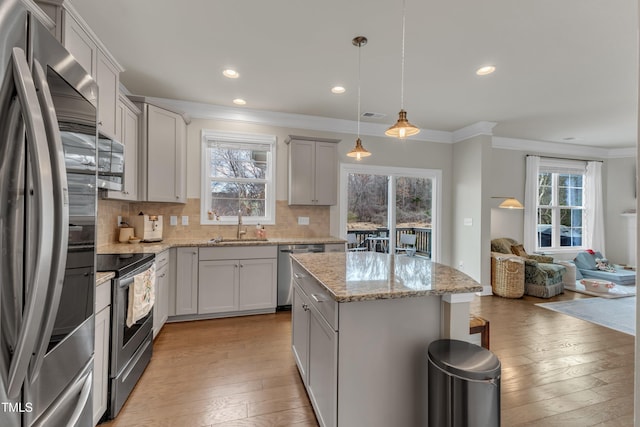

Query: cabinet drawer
[[96, 280, 111, 313], [292, 261, 338, 330], [156, 250, 170, 268], [199, 245, 277, 261]]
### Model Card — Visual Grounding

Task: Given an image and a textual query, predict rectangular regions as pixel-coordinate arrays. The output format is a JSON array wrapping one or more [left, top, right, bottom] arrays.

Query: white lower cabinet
[[198, 246, 277, 315], [291, 286, 310, 383], [93, 279, 111, 425], [174, 247, 199, 316], [153, 250, 170, 338]]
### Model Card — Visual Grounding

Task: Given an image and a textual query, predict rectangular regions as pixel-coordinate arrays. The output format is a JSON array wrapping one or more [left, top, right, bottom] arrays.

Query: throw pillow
[[511, 244, 528, 257], [595, 258, 616, 272]]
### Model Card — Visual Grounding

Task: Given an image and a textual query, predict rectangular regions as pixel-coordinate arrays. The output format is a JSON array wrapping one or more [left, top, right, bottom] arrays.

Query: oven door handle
[[28, 59, 70, 382], [6, 47, 56, 399]]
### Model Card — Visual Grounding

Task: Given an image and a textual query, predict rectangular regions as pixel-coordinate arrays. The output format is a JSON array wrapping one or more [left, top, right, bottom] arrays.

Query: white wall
[[451, 135, 492, 287], [605, 156, 637, 263], [185, 118, 456, 265]]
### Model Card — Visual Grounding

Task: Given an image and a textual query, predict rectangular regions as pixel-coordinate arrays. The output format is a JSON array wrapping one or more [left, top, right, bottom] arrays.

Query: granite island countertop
[[291, 252, 482, 302], [98, 236, 346, 255]]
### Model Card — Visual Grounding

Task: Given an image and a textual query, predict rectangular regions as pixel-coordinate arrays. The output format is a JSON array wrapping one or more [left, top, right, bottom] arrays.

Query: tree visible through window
[[537, 166, 585, 249], [201, 131, 275, 224]]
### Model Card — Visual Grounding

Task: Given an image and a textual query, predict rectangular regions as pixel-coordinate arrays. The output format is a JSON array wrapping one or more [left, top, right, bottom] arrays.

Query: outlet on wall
[[182, 216, 189, 226], [298, 216, 310, 225], [170, 216, 178, 226]]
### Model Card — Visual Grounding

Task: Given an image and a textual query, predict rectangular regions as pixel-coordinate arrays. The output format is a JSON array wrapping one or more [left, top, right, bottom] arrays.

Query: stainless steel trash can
[[428, 339, 501, 427]]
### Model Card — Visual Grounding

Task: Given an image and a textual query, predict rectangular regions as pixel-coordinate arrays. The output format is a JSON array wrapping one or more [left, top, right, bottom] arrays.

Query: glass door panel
[[346, 173, 388, 251], [394, 176, 433, 258]]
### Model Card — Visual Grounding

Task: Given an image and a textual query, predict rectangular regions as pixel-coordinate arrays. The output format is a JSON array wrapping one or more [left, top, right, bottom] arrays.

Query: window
[[201, 130, 276, 225], [340, 164, 441, 261], [536, 160, 586, 250]]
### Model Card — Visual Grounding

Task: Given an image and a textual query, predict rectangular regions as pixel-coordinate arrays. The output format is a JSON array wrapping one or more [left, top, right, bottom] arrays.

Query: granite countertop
[[291, 252, 482, 303], [96, 271, 115, 286], [98, 236, 345, 255]]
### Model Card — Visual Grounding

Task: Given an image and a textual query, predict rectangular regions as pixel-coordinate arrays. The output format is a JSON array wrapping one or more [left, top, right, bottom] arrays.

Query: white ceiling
[[69, 0, 638, 149]]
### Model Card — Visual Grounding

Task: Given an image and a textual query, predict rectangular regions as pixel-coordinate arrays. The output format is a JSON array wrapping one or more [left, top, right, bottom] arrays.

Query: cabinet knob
[[98, 121, 103, 126], [302, 303, 309, 311], [239, 264, 244, 268]]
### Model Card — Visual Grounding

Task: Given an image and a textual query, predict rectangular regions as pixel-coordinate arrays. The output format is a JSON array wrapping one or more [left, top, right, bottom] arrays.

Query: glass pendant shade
[[347, 138, 371, 160], [385, 109, 420, 138], [498, 197, 524, 209]]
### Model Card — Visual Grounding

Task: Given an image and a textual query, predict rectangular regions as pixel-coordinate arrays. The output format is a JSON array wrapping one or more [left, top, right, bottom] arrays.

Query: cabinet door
[[288, 140, 315, 205], [313, 142, 337, 205], [153, 263, 169, 338], [96, 51, 119, 139], [120, 104, 139, 200], [307, 306, 338, 427], [238, 258, 277, 310], [63, 14, 96, 76], [175, 248, 198, 315], [291, 285, 310, 384], [92, 306, 110, 425], [198, 260, 238, 314], [146, 105, 184, 202]]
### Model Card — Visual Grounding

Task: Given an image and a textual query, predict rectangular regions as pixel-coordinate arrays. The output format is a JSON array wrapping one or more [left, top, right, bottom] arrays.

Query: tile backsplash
[[97, 198, 330, 246]]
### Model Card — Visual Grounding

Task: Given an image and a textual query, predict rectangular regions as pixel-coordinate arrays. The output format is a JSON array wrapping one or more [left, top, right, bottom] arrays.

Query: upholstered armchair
[[491, 238, 566, 298]]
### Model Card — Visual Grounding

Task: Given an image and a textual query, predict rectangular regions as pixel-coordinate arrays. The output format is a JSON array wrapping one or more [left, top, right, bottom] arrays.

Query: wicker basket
[[491, 253, 525, 298]]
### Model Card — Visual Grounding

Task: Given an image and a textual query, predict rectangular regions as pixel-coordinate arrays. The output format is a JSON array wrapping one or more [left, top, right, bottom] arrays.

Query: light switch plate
[[170, 216, 177, 226], [117, 215, 122, 227], [298, 216, 310, 225], [463, 218, 473, 226], [182, 216, 189, 226]]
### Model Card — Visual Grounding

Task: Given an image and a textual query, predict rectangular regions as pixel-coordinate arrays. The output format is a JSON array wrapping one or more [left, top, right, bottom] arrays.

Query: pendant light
[[347, 36, 372, 160], [385, 0, 420, 139]]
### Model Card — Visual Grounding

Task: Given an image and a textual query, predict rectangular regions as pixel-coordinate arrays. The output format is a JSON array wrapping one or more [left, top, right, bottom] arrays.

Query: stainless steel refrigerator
[[0, 1, 98, 425]]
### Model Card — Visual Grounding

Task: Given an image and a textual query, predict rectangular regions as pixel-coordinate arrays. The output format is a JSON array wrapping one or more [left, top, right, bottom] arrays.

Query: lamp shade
[[347, 138, 371, 160], [385, 110, 420, 138], [498, 197, 524, 209]]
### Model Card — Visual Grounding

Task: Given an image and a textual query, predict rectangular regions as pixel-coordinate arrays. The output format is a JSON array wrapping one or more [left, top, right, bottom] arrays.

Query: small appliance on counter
[[132, 214, 163, 242]]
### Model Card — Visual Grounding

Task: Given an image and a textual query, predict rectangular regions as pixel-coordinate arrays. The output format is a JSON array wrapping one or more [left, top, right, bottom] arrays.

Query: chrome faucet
[[237, 209, 247, 239]]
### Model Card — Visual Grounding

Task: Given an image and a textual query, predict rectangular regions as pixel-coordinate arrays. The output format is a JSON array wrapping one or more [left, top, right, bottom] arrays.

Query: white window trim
[[200, 129, 276, 225], [536, 158, 587, 252], [339, 163, 442, 262]]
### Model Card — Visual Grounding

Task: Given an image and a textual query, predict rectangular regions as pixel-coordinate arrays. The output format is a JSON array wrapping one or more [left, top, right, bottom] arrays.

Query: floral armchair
[[491, 238, 566, 298]]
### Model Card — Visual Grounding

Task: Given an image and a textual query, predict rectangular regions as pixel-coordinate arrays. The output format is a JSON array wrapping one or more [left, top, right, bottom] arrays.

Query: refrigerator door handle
[[28, 59, 70, 381], [6, 47, 56, 399]]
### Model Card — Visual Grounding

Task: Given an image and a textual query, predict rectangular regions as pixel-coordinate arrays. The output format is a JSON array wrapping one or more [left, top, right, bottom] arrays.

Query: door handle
[[6, 47, 56, 399], [28, 59, 70, 381]]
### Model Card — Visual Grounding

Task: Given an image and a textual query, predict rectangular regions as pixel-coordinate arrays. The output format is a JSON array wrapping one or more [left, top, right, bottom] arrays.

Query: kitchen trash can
[[428, 339, 501, 427]]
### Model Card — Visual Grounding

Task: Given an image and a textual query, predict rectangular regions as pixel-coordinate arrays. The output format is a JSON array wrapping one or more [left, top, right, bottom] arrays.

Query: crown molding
[[452, 121, 497, 142], [492, 136, 634, 159], [147, 97, 454, 144]]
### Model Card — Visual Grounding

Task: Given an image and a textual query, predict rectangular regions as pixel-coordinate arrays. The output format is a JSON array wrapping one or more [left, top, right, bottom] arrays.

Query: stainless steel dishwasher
[[277, 244, 325, 309]]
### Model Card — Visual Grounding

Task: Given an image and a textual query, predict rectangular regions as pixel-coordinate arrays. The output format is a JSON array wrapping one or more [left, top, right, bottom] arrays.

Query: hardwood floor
[[101, 291, 634, 427]]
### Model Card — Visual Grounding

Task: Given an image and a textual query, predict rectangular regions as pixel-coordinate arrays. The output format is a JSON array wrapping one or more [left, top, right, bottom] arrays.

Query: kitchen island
[[290, 251, 482, 427]]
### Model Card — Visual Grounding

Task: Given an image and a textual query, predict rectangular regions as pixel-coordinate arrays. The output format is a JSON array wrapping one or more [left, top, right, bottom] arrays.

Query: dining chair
[[396, 234, 417, 255], [347, 233, 367, 251]]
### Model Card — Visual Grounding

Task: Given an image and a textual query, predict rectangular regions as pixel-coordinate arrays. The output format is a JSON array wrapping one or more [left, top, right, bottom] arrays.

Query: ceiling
[[69, 0, 638, 149]]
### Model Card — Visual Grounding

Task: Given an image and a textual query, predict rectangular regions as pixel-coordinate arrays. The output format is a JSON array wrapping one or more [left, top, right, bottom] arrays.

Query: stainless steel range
[[96, 253, 155, 419]]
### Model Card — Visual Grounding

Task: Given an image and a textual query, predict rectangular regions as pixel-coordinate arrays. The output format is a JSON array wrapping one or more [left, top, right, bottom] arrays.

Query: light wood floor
[[101, 291, 634, 427]]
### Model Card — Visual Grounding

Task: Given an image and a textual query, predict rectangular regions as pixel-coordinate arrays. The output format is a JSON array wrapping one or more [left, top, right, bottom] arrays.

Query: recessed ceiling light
[[331, 86, 346, 94], [476, 65, 496, 76], [233, 98, 246, 105], [223, 69, 239, 79]]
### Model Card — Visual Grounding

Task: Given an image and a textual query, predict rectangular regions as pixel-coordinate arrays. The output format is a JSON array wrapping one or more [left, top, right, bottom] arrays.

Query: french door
[[340, 164, 441, 261]]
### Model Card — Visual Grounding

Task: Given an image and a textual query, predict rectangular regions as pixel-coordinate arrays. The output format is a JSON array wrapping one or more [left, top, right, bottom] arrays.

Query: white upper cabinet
[[37, 1, 124, 140], [132, 99, 189, 203], [287, 135, 339, 206], [105, 94, 140, 201]]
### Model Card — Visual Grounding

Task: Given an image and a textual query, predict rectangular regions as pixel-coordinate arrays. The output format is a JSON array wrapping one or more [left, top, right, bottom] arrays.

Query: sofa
[[491, 238, 566, 298], [574, 251, 635, 286]]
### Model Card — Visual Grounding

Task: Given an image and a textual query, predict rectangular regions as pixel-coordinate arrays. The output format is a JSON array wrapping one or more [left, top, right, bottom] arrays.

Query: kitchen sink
[[208, 237, 269, 243]]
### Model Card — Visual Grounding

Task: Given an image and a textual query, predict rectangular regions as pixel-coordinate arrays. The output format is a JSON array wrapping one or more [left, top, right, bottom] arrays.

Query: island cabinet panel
[[291, 286, 310, 384]]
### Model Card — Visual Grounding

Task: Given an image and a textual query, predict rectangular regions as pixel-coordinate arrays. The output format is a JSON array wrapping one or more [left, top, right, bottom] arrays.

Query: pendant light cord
[[357, 41, 362, 138], [400, 0, 406, 110]]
